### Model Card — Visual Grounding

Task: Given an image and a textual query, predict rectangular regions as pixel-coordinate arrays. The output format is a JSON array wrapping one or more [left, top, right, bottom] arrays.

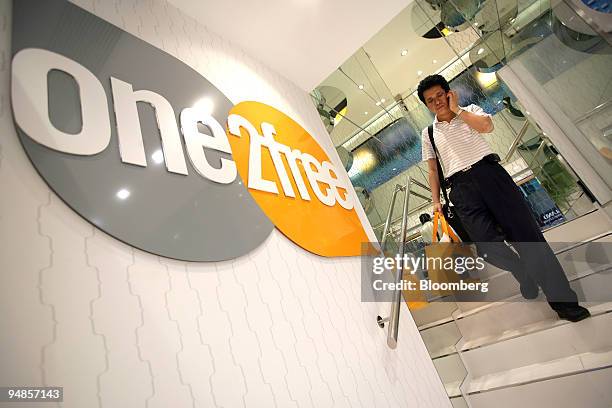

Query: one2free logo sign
[[11, 0, 369, 261]]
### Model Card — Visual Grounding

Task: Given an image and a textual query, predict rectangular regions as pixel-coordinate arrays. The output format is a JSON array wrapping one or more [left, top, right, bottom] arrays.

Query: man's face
[[423, 85, 449, 115]]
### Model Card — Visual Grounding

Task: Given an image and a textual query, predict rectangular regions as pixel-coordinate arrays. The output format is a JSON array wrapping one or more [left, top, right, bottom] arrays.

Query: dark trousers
[[448, 160, 578, 305]]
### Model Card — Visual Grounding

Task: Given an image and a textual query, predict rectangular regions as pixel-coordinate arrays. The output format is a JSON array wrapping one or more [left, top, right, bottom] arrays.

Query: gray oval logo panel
[[11, 0, 274, 261]]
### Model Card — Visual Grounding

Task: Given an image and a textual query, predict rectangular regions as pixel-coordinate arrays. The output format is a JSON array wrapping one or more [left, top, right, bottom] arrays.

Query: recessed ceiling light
[[116, 189, 130, 200], [380, 98, 385, 103], [432, 59, 437, 64], [364, 111, 368, 115], [417, 70, 423, 76], [477, 48, 485, 55], [358, 84, 364, 90], [375, 101, 381, 106], [401, 49, 408, 56]]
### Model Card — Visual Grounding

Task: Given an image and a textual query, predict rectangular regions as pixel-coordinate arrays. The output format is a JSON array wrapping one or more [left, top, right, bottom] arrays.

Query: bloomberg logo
[[11, 0, 369, 261]]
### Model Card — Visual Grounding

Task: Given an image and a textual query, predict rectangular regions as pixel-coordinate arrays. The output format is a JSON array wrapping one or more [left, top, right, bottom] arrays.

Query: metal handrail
[[387, 175, 412, 349], [500, 120, 531, 164], [377, 176, 412, 349], [380, 184, 402, 252], [527, 140, 546, 169], [410, 178, 431, 192], [373, 200, 432, 232]]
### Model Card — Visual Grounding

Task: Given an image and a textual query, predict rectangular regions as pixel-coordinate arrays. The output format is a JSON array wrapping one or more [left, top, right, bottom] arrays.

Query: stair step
[[411, 232, 610, 324], [454, 262, 611, 316], [456, 299, 557, 352], [467, 366, 612, 408], [460, 308, 612, 379], [414, 301, 457, 329], [470, 232, 612, 282], [421, 320, 461, 359], [450, 395, 468, 408], [445, 380, 462, 398], [432, 353, 466, 398], [458, 301, 612, 353], [465, 348, 612, 394], [543, 210, 611, 245]]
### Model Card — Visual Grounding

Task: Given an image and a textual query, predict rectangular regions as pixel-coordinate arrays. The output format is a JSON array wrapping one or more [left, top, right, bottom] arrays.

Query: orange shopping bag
[[424, 212, 478, 298]]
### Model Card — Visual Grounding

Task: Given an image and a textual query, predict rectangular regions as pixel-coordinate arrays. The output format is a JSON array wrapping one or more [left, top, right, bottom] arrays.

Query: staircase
[[412, 209, 612, 408]]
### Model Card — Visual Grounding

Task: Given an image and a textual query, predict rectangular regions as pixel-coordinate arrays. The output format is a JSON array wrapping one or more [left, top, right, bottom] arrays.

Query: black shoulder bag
[[427, 125, 471, 242]]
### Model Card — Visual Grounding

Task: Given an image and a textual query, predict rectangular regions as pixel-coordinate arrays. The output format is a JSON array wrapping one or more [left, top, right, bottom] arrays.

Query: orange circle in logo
[[226, 101, 370, 257]]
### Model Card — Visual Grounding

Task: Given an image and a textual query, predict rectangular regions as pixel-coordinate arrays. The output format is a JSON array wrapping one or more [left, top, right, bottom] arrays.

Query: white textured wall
[[0, 1, 450, 407]]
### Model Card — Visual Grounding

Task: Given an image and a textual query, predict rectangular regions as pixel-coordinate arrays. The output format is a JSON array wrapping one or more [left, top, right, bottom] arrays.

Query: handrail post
[[387, 176, 411, 349], [501, 120, 530, 164]]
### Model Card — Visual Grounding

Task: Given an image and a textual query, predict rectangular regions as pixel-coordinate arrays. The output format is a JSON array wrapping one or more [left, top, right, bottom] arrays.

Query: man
[[418, 74, 589, 322]]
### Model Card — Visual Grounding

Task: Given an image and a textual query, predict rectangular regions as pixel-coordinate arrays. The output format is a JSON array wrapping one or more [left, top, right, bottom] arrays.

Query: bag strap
[[433, 211, 460, 243], [432, 211, 440, 243], [428, 125, 450, 207]]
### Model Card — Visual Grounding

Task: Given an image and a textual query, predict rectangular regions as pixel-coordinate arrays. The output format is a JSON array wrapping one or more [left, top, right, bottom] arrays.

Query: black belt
[[445, 153, 500, 186]]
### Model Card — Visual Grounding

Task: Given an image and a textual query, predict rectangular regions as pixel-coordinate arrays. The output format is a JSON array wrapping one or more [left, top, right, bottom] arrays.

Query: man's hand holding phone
[[447, 90, 460, 115]]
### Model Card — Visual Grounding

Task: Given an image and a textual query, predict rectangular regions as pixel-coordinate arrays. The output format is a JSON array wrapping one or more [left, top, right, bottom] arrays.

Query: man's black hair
[[419, 213, 431, 225], [417, 74, 450, 104]]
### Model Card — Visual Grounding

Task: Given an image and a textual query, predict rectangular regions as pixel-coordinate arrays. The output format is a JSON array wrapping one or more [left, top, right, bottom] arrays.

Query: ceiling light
[[358, 84, 364, 90], [477, 48, 485, 55], [475, 71, 497, 88], [417, 70, 423, 76], [364, 111, 368, 115], [347, 149, 377, 177], [380, 98, 385, 103], [116, 189, 130, 200], [432, 59, 437, 64], [151, 149, 164, 164], [401, 49, 408, 56], [526, 111, 530, 115], [375, 102, 381, 106]]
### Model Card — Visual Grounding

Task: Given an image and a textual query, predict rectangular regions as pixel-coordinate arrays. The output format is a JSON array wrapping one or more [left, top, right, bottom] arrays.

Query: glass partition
[[312, 0, 605, 242]]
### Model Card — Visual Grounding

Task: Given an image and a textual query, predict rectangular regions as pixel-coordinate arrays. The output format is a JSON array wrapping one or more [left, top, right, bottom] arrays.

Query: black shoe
[[554, 304, 591, 322], [519, 278, 539, 300]]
